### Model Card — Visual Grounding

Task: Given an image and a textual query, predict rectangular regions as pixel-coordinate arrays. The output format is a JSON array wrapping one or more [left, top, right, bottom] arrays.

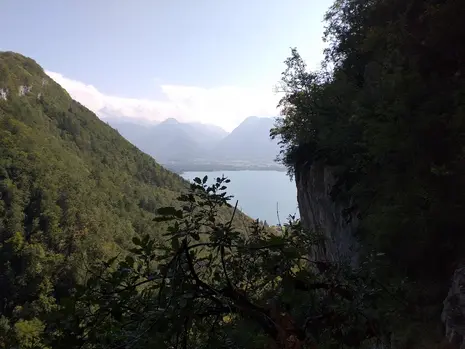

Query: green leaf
[[142, 234, 150, 245], [111, 305, 123, 322], [129, 247, 143, 255], [171, 237, 180, 250], [125, 255, 135, 266], [157, 206, 179, 216], [179, 297, 188, 308], [202, 175, 208, 184], [153, 216, 174, 222]]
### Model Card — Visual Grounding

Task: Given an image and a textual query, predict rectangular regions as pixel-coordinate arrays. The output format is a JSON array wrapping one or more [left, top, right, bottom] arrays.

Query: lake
[[181, 170, 299, 225]]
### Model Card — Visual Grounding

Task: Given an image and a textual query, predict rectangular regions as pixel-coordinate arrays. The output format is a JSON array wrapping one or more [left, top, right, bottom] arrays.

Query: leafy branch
[[54, 176, 391, 349]]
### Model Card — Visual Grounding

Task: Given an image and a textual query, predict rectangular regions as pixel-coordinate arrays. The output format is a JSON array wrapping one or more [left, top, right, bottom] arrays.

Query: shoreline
[[166, 165, 287, 175]]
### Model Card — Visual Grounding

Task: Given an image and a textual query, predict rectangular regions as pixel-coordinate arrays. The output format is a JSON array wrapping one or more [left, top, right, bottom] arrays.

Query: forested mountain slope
[[0, 51, 195, 345]]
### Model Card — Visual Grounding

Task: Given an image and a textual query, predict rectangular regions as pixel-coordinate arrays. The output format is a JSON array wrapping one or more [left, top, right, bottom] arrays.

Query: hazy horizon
[[3, 0, 333, 131], [99, 113, 278, 132]]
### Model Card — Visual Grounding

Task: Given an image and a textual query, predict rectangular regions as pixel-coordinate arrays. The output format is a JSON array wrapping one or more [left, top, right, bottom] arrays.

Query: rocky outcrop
[[0, 88, 7, 100], [443, 266, 465, 349], [295, 161, 359, 265], [18, 85, 32, 96], [294, 161, 465, 348]]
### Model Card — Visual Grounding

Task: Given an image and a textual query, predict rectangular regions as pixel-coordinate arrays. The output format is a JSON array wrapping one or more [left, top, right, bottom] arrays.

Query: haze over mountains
[[103, 115, 284, 172]]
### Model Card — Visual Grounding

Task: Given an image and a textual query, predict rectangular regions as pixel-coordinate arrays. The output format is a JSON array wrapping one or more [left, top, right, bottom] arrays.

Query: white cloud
[[45, 71, 281, 131]]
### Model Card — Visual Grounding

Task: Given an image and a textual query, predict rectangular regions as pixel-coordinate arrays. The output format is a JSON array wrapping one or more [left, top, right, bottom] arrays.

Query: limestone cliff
[[295, 161, 465, 349], [295, 161, 359, 265], [443, 266, 465, 349]]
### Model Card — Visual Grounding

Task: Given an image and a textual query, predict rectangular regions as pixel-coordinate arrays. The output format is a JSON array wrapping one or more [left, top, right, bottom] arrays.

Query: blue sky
[[3, 0, 332, 130]]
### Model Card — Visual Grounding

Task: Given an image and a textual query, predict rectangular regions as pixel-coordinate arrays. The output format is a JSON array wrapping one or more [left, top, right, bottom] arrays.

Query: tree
[[53, 176, 391, 349], [272, 0, 465, 346]]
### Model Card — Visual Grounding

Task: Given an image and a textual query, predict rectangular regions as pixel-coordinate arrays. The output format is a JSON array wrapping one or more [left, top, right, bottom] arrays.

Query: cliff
[[295, 161, 359, 265], [295, 160, 465, 349], [274, 0, 465, 347], [443, 267, 465, 349]]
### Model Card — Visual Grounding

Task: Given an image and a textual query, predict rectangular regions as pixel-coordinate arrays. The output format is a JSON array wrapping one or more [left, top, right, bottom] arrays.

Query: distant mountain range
[[103, 116, 284, 172]]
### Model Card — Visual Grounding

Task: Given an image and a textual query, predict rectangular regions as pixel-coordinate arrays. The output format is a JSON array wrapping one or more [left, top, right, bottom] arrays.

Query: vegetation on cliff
[[272, 0, 465, 346]]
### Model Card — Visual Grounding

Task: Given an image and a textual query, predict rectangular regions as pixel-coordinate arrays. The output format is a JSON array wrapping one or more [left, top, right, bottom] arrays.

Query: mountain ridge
[[104, 115, 284, 172]]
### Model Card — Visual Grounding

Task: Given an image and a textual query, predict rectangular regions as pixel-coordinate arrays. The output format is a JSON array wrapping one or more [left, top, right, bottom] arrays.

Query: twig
[[228, 200, 239, 227], [276, 202, 282, 228]]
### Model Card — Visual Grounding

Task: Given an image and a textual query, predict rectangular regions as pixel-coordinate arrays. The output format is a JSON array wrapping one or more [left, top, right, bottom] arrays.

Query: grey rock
[[0, 88, 7, 100], [443, 266, 465, 349], [18, 84, 32, 96], [295, 160, 359, 265]]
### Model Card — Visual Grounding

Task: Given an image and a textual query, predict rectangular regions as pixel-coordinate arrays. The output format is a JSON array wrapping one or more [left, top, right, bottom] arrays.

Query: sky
[[3, 0, 332, 131]]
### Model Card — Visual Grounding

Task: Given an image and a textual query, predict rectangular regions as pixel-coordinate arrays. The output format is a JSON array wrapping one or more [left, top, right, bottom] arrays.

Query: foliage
[[52, 176, 396, 349], [0, 52, 245, 347], [2, 0, 462, 344], [271, 0, 465, 345]]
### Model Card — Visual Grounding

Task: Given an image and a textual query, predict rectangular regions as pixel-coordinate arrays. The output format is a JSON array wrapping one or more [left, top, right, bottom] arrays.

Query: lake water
[[181, 170, 299, 225]]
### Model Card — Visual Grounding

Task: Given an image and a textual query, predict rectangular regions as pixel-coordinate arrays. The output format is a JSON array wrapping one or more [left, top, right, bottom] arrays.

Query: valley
[[104, 115, 286, 172], [1, 0, 465, 348]]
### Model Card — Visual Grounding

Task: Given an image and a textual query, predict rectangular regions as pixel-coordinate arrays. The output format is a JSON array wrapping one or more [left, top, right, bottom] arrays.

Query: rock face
[[18, 84, 32, 96], [0, 88, 7, 100], [442, 266, 465, 349], [295, 160, 465, 348], [295, 161, 359, 265]]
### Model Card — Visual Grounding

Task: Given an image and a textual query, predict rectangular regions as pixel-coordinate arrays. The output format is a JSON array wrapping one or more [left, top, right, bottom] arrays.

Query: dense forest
[[0, 51, 187, 346], [1, 0, 464, 347], [0, 52, 250, 347], [272, 0, 465, 347]]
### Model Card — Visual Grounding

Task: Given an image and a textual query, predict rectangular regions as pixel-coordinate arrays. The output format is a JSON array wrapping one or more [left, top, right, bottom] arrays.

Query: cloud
[[45, 71, 281, 131]]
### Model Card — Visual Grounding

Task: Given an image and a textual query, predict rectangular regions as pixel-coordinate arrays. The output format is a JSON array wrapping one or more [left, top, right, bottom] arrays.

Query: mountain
[[105, 115, 283, 172], [101, 117, 155, 144], [0, 51, 249, 345], [138, 118, 203, 162], [98, 107, 161, 142], [212, 116, 279, 162], [105, 117, 229, 164]]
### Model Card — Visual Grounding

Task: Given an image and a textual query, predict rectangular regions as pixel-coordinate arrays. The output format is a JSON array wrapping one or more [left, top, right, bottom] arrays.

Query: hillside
[[0, 51, 248, 346]]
